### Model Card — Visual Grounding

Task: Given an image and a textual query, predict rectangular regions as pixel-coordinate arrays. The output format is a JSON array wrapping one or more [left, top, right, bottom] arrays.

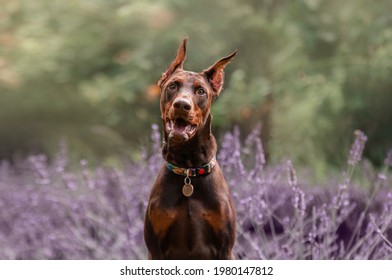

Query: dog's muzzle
[[165, 98, 198, 142]]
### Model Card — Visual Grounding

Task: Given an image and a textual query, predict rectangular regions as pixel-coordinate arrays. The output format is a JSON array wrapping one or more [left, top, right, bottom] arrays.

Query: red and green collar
[[166, 156, 216, 177]]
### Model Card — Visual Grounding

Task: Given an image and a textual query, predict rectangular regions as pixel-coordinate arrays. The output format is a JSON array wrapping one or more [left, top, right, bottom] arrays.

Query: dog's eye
[[196, 88, 206, 95], [167, 83, 177, 91]]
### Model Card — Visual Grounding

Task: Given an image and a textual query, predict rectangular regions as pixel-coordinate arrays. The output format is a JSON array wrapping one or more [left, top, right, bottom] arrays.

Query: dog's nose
[[173, 98, 192, 112]]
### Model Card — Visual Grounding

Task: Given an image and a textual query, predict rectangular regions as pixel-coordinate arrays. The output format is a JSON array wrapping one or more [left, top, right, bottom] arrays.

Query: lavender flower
[[287, 160, 298, 189], [294, 189, 306, 217], [150, 123, 161, 153], [384, 149, 392, 167], [332, 183, 348, 210], [245, 124, 266, 182], [348, 130, 367, 166], [0, 126, 391, 260], [287, 160, 306, 217]]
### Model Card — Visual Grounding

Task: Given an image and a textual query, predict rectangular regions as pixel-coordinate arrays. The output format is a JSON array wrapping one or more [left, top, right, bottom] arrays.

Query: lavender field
[[0, 125, 391, 260]]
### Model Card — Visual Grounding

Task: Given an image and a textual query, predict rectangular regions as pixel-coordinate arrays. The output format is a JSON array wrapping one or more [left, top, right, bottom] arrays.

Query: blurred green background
[[1, 0, 391, 171]]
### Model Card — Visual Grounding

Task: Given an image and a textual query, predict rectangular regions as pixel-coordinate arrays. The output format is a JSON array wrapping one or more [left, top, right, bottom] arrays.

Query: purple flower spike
[[384, 149, 392, 167], [348, 130, 367, 166], [287, 160, 297, 188]]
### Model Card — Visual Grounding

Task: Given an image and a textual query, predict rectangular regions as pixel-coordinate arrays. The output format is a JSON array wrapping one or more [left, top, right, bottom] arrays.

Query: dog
[[144, 37, 237, 259]]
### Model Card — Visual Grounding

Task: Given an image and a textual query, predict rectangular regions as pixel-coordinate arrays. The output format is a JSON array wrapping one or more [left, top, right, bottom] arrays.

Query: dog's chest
[[149, 195, 224, 233], [148, 196, 226, 259]]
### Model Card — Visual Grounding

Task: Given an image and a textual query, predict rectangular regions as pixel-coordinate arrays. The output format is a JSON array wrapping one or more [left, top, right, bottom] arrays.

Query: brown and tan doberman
[[144, 38, 237, 259]]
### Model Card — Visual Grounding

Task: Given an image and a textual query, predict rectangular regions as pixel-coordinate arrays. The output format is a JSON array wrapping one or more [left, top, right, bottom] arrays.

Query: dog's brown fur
[[144, 38, 237, 259]]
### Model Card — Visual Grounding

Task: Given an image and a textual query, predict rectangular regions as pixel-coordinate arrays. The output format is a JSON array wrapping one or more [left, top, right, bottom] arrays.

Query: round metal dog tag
[[182, 183, 194, 197]]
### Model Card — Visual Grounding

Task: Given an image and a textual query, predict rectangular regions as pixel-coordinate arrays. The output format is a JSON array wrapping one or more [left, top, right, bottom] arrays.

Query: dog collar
[[166, 156, 216, 177]]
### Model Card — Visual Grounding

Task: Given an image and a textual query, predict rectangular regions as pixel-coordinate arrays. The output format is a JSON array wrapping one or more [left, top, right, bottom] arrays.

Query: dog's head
[[158, 37, 237, 143]]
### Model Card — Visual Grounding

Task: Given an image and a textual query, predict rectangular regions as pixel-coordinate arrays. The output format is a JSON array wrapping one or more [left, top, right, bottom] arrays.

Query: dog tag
[[182, 183, 194, 197]]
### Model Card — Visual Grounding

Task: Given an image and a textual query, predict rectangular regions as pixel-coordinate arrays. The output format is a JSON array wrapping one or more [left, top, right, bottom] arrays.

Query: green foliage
[[1, 0, 391, 170]]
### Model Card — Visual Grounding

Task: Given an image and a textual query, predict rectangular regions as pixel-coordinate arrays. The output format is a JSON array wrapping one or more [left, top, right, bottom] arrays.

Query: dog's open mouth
[[166, 118, 197, 142]]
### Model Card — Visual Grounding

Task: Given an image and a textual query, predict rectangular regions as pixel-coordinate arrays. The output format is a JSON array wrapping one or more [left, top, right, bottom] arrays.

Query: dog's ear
[[203, 50, 237, 97], [158, 37, 188, 87]]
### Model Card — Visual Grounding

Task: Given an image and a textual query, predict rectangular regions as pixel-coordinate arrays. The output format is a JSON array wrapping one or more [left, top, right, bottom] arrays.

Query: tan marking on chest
[[202, 210, 225, 233], [149, 207, 177, 236]]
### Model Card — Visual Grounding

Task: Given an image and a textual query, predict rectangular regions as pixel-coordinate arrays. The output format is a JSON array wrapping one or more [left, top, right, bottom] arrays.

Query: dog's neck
[[162, 114, 217, 168]]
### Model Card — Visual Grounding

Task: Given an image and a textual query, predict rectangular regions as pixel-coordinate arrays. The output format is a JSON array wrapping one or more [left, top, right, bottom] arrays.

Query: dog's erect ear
[[203, 50, 237, 96], [158, 37, 188, 87]]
